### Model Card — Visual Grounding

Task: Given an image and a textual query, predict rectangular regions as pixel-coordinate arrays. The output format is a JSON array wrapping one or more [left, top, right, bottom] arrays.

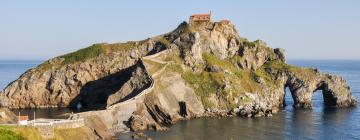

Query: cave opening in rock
[[312, 90, 325, 108], [284, 86, 294, 107], [313, 83, 337, 107], [179, 101, 188, 117], [284, 82, 337, 108]]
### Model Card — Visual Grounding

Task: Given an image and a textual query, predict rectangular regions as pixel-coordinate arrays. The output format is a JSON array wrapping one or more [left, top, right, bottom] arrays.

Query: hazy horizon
[[1, 1, 359, 60]]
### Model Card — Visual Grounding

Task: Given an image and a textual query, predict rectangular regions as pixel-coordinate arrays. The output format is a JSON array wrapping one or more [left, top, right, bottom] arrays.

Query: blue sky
[[1, 1, 359, 60]]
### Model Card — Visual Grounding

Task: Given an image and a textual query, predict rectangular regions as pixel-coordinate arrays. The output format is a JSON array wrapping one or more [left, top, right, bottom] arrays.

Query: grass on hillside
[[38, 41, 138, 71], [263, 60, 317, 81], [53, 127, 93, 140], [0, 126, 42, 140], [182, 71, 222, 108], [202, 53, 237, 71], [182, 69, 264, 109], [60, 44, 105, 65], [0, 125, 97, 140], [143, 59, 166, 75], [181, 52, 293, 109], [157, 36, 172, 47], [60, 42, 136, 65], [0, 128, 25, 140]]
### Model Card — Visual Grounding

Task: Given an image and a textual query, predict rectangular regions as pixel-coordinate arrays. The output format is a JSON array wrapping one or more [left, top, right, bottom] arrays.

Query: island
[[0, 14, 357, 139]]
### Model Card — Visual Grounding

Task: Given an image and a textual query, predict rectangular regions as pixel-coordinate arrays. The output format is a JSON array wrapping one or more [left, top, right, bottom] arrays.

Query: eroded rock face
[[128, 73, 204, 131], [0, 40, 159, 109], [106, 63, 151, 107], [0, 108, 17, 124], [175, 22, 242, 71]]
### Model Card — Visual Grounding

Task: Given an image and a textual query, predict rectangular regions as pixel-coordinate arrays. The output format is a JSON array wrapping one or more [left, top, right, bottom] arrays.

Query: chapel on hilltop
[[189, 12, 231, 25], [189, 12, 212, 24]]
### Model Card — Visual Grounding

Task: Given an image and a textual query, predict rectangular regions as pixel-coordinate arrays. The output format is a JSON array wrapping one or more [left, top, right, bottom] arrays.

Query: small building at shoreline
[[18, 115, 28, 125]]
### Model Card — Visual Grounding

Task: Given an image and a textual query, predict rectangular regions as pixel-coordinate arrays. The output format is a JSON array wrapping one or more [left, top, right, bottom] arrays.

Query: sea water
[[1, 60, 359, 139]]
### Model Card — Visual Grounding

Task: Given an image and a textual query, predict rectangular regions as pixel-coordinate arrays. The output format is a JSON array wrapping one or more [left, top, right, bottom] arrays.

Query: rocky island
[[0, 18, 357, 139]]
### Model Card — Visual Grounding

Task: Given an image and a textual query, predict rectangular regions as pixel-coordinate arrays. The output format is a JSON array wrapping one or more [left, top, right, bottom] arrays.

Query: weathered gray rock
[[286, 71, 357, 108], [106, 64, 151, 107], [0, 41, 159, 109]]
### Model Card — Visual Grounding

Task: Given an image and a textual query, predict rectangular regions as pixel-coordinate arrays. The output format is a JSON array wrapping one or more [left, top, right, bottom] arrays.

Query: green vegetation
[[263, 60, 291, 70], [242, 39, 256, 48], [262, 60, 317, 81], [143, 59, 166, 75], [241, 38, 278, 60], [61, 44, 105, 65], [234, 70, 262, 93], [229, 55, 243, 65], [0, 127, 25, 140], [38, 61, 53, 71], [167, 63, 184, 74], [38, 41, 138, 71], [0, 126, 42, 140], [177, 22, 196, 34], [157, 36, 171, 47], [164, 53, 184, 64], [0, 125, 96, 140], [202, 53, 237, 71], [61, 42, 137, 65], [181, 53, 274, 108], [182, 71, 225, 108], [201, 98, 216, 109], [181, 69, 264, 109], [53, 127, 93, 140], [254, 67, 280, 88]]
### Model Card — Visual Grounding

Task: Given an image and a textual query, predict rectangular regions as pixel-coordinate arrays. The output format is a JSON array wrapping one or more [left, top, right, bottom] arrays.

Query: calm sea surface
[[1, 60, 359, 140]]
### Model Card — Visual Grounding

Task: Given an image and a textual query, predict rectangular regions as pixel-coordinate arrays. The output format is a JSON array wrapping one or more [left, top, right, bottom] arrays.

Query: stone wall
[[30, 118, 85, 129]]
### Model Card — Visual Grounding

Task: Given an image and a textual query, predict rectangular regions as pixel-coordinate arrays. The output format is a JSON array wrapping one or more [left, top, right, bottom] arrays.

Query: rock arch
[[284, 72, 356, 108]]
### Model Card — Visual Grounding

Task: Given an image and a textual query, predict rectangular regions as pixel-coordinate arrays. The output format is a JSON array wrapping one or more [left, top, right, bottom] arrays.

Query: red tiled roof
[[19, 115, 28, 121], [190, 14, 210, 17]]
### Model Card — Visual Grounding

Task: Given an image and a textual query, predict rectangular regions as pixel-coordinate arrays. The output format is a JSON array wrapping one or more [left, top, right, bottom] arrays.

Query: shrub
[[202, 53, 237, 71], [61, 44, 105, 65], [0, 128, 25, 140]]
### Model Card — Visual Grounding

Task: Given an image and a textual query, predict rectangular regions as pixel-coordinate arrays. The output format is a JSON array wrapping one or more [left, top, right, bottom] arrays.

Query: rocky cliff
[[0, 21, 357, 134], [0, 108, 17, 124]]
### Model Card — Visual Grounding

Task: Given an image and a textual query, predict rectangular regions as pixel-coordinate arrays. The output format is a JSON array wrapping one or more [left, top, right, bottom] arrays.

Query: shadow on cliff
[[146, 41, 167, 56], [69, 64, 138, 110]]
